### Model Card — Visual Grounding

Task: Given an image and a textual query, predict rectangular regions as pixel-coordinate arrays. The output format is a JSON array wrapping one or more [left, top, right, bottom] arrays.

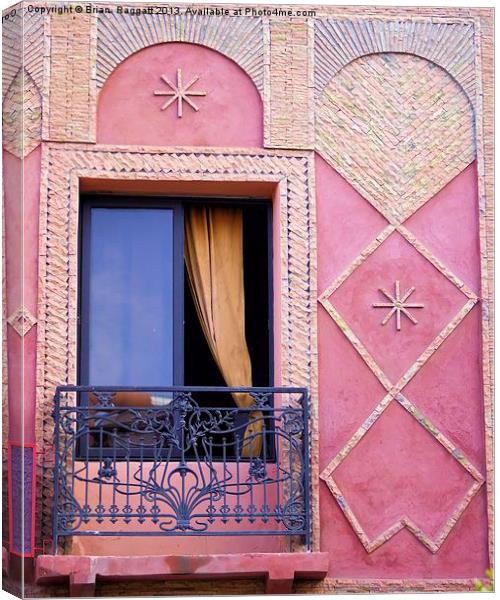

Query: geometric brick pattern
[[2, 9, 44, 157], [317, 53, 476, 225], [316, 37, 482, 555], [97, 13, 264, 93], [314, 18, 476, 108], [2, 70, 42, 158], [2, 9, 45, 99], [36, 144, 318, 549]]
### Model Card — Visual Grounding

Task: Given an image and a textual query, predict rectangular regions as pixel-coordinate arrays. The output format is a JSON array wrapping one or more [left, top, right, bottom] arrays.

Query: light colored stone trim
[[96, 11, 264, 93], [36, 143, 318, 550], [314, 17, 476, 108]]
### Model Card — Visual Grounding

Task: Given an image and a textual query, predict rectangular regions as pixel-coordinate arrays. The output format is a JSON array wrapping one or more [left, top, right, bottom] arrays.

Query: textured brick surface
[[315, 18, 476, 108], [97, 11, 264, 92], [47, 12, 95, 142], [265, 19, 314, 149], [2, 7, 44, 157]]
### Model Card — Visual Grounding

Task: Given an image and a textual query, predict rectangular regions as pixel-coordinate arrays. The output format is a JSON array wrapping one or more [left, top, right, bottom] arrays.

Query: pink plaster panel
[[317, 309, 387, 462], [321, 484, 488, 579], [3, 147, 41, 444], [315, 153, 388, 290], [334, 401, 474, 540], [402, 305, 485, 470], [97, 42, 263, 148], [23, 146, 42, 314], [327, 231, 469, 383], [3, 150, 22, 314], [404, 162, 480, 295]]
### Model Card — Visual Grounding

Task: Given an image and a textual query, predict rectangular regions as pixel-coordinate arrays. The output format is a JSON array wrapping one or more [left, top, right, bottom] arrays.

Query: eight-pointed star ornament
[[153, 68, 207, 118], [372, 280, 424, 332]]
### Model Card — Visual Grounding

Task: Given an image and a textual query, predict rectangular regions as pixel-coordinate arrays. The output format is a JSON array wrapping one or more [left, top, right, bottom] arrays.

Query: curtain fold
[[184, 205, 262, 457]]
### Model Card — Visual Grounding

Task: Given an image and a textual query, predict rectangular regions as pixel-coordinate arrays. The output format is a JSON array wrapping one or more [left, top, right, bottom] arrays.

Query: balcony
[[37, 386, 327, 595]]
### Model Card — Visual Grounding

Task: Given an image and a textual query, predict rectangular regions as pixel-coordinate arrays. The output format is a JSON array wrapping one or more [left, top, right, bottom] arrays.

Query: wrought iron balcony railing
[[52, 386, 311, 552]]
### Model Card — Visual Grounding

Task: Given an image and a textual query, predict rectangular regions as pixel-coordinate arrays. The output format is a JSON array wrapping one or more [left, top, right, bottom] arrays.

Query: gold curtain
[[184, 205, 262, 457]]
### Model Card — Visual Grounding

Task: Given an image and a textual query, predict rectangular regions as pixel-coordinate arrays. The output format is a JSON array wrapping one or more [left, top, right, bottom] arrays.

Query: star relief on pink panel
[[153, 68, 207, 118], [319, 227, 478, 388]]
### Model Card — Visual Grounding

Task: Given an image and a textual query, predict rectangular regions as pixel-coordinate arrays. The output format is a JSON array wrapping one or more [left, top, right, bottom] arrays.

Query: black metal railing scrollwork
[[51, 386, 311, 553]]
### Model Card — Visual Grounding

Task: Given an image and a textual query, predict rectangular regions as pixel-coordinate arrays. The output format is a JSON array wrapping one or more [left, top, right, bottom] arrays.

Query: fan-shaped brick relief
[[316, 52, 475, 224], [2, 9, 45, 99], [314, 18, 476, 108], [2, 69, 42, 158], [97, 13, 264, 94]]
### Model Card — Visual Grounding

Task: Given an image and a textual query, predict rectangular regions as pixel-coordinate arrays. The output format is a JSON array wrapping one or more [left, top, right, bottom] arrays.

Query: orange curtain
[[184, 205, 262, 457]]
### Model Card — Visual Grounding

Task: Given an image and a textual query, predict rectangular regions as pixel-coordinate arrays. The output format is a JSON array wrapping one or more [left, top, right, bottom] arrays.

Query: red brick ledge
[[36, 552, 329, 596]]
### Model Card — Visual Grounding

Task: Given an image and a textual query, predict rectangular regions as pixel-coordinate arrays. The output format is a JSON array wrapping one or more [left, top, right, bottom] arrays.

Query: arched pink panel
[[97, 42, 263, 148]]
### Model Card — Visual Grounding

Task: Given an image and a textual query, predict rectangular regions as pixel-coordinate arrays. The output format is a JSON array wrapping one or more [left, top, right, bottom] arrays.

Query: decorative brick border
[[473, 13, 494, 570], [35, 143, 319, 550]]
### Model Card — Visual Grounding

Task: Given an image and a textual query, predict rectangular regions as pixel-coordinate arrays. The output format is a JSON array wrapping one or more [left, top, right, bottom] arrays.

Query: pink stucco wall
[[3, 147, 41, 444], [3, 34, 489, 583], [316, 154, 488, 578]]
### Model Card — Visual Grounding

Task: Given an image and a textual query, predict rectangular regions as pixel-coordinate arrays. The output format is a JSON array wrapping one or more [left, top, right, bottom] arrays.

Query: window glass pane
[[87, 208, 174, 386]]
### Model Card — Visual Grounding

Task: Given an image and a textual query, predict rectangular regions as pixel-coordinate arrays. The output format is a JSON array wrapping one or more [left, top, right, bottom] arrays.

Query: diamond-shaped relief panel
[[323, 400, 482, 552], [323, 231, 472, 384], [404, 162, 480, 296], [402, 306, 485, 470], [7, 305, 37, 337]]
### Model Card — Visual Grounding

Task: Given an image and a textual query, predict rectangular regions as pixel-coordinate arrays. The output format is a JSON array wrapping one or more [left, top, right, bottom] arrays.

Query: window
[[79, 195, 272, 397]]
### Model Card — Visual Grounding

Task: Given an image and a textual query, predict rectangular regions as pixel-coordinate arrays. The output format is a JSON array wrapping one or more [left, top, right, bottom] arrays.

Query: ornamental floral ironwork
[[51, 386, 311, 552]]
